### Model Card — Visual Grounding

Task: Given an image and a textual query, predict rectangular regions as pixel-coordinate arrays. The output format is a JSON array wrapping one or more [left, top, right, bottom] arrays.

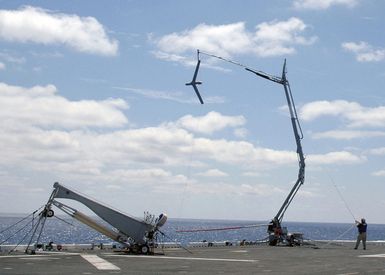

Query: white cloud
[[234, 128, 248, 138], [187, 182, 285, 197], [252, 17, 317, 57], [297, 189, 318, 198], [0, 62, 5, 70], [312, 130, 385, 140], [307, 151, 366, 165], [114, 86, 188, 102], [368, 147, 385, 156], [300, 100, 385, 128], [300, 100, 359, 121], [0, 6, 118, 56], [176, 111, 246, 134], [0, 82, 128, 129], [372, 170, 385, 177], [92, 125, 297, 169], [152, 18, 316, 63], [113, 86, 226, 104], [238, 183, 285, 196], [193, 138, 298, 168], [293, 0, 358, 10], [0, 51, 25, 64], [0, 90, 294, 184], [198, 169, 228, 177], [151, 50, 232, 72], [154, 22, 252, 59], [342, 41, 385, 62], [242, 171, 261, 177], [0, 83, 367, 199], [151, 51, 197, 67]]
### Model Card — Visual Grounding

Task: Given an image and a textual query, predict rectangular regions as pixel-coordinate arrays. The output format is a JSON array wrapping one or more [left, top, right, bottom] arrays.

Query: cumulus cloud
[[154, 22, 251, 59], [194, 139, 297, 168], [187, 182, 285, 197], [176, 111, 246, 134], [0, 82, 128, 129], [342, 41, 385, 62], [300, 100, 385, 128], [113, 86, 225, 104], [197, 169, 228, 177], [151, 18, 316, 64], [0, 6, 118, 56], [237, 183, 285, 196], [91, 125, 298, 169], [252, 17, 317, 57], [372, 170, 385, 177], [0, 82, 367, 199], [234, 128, 248, 139], [312, 130, 385, 140], [368, 147, 385, 156], [307, 151, 366, 165], [0, 51, 25, 64], [0, 62, 5, 70], [293, 0, 358, 10], [0, 87, 296, 184]]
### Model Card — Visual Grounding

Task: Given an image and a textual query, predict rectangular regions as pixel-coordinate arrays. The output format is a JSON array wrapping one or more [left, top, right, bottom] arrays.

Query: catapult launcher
[[26, 182, 167, 254]]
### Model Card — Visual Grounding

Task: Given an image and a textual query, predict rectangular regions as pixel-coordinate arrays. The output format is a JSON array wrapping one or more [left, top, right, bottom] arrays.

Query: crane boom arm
[[188, 51, 306, 225], [245, 60, 305, 223], [274, 81, 305, 222]]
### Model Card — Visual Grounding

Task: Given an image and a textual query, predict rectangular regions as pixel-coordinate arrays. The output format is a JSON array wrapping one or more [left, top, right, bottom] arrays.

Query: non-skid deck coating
[[1, 242, 385, 274]]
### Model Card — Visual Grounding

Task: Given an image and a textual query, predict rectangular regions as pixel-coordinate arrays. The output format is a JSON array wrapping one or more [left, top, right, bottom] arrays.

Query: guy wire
[[198, 50, 248, 69], [329, 175, 356, 222], [319, 223, 356, 249]]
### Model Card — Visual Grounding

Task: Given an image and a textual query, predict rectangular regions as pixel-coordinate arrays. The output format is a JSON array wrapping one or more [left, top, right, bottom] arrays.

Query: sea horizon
[[1, 215, 385, 246]]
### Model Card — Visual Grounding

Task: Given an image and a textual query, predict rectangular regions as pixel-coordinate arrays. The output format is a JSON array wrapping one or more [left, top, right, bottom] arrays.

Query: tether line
[[329, 175, 356, 222]]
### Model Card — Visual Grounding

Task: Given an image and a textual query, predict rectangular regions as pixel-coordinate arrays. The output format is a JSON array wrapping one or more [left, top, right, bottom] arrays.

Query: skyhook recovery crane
[[187, 50, 305, 246]]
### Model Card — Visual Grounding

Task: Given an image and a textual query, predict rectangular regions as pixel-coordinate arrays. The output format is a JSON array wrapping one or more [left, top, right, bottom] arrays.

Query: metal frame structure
[[187, 50, 305, 246], [26, 182, 167, 254]]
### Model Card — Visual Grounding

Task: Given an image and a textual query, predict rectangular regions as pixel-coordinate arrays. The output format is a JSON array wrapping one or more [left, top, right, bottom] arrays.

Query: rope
[[176, 223, 268, 233], [0, 218, 35, 246], [0, 206, 43, 235], [25, 215, 45, 253], [318, 223, 356, 249], [54, 215, 74, 226], [8, 219, 42, 254], [329, 175, 356, 222], [34, 214, 49, 246], [198, 50, 248, 69], [198, 49, 280, 83], [158, 230, 193, 254], [176, 136, 194, 220]]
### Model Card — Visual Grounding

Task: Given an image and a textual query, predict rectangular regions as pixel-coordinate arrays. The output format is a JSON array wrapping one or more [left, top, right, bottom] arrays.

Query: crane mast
[[242, 61, 306, 245], [189, 51, 306, 245], [246, 60, 305, 225], [274, 61, 305, 223]]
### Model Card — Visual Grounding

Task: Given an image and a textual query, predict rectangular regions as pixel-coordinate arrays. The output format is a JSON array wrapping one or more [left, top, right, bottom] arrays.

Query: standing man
[[354, 218, 367, 250]]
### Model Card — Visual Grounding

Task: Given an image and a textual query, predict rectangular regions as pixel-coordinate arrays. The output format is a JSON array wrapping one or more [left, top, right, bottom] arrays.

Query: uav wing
[[186, 60, 204, 104]]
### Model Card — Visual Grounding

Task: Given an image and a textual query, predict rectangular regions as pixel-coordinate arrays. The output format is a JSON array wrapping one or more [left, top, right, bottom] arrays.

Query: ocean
[[1, 216, 384, 246]]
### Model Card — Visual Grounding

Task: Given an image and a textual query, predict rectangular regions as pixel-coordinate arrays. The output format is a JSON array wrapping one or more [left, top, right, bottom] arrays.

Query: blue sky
[[0, 0, 385, 224]]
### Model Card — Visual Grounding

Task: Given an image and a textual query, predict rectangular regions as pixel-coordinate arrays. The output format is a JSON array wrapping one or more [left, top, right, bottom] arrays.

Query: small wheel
[[140, 245, 149, 254], [268, 234, 278, 246], [46, 209, 54, 217]]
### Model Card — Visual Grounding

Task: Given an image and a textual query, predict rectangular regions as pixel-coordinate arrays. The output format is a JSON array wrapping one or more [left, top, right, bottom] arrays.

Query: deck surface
[[1, 242, 384, 274]]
